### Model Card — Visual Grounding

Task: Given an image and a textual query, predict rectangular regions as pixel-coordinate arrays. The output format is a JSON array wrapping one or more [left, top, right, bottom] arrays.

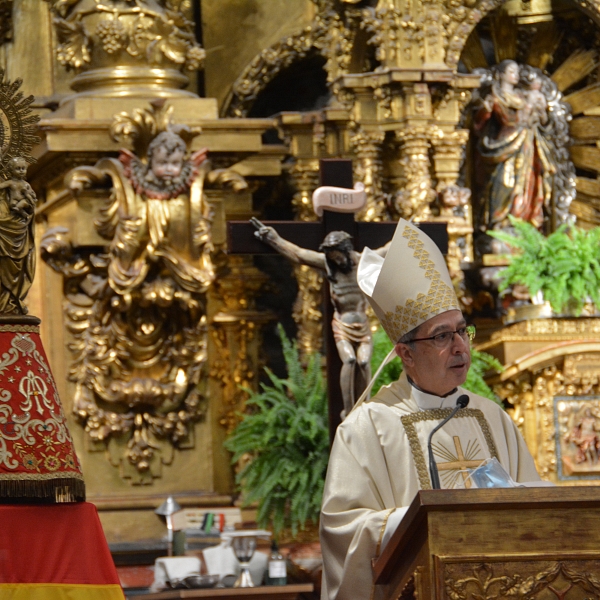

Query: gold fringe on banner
[[0, 474, 86, 503]]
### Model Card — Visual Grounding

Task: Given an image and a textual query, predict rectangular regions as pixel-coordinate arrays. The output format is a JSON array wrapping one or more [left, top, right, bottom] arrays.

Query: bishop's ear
[[394, 342, 415, 367]]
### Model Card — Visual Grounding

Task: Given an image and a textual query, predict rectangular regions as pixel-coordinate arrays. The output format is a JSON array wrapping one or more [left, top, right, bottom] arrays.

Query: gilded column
[[392, 126, 436, 221], [430, 128, 474, 276], [209, 256, 271, 435], [288, 160, 325, 358], [350, 128, 387, 222]]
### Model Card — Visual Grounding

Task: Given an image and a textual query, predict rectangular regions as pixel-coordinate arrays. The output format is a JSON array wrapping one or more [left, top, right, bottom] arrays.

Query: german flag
[[0, 503, 124, 599]]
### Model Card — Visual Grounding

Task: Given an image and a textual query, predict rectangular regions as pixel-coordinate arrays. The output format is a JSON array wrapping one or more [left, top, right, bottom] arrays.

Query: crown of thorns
[[319, 231, 353, 252]]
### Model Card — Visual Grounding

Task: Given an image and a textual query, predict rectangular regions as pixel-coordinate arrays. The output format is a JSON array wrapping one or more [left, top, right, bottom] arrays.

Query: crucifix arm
[[251, 218, 326, 270]]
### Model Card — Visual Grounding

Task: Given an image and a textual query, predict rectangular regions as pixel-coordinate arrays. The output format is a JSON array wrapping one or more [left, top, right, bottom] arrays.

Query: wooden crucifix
[[227, 159, 448, 441]]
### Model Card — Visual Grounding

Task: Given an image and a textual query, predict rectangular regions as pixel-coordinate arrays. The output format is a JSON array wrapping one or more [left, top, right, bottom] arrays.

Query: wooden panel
[[551, 49, 597, 93], [571, 116, 600, 140], [436, 556, 600, 600], [427, 507, 600, 555], [564, 83, 600, 115], [570, 145, 600, 172], [374, 487, 600, 592], [576, 176, 600, 197], [142, 585, 314, 600]]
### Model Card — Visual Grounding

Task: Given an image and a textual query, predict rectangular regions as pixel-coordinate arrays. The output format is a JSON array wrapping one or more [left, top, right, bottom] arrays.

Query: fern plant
[[488, 216, 600, 315], [370, 326, 504, 405], [224, 325, 328, 537]]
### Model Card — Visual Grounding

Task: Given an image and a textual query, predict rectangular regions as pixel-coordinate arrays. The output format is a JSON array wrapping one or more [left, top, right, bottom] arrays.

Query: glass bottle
[[265, 540, 287, 586]]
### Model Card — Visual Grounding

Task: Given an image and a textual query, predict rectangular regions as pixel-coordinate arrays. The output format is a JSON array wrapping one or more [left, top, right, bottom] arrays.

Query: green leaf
[[224, 325, 328, 536], [490, 217, 600, 314]]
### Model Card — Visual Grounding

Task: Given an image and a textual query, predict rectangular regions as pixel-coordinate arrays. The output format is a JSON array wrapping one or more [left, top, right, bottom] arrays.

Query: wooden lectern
[[373, 487, 600, 600]]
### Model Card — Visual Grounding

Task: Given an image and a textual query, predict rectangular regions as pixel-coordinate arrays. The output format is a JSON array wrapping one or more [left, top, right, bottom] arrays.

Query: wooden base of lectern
[[373, 487, 600, 600]]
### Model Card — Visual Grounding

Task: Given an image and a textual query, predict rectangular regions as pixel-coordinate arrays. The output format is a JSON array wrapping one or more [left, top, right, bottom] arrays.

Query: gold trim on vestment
[[375, 507, 395, 558], [0, 325, 39, 333], [401, 408, 500, 490], [370, 508, 396, 600]]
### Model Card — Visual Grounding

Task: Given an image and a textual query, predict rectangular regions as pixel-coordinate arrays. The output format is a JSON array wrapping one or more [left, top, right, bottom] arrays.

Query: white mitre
[[358, 219, 459, 343]]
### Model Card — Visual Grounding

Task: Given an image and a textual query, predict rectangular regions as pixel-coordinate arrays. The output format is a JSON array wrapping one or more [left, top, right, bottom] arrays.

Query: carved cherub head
[[440, 184, 471, 213], [146, 131, 187, 187], [8, 156, 28, 180]]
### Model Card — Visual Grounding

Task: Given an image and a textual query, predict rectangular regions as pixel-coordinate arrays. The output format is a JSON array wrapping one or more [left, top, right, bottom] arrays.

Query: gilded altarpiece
[[482, 318, 600, 486], [10, 0, 600, 547]]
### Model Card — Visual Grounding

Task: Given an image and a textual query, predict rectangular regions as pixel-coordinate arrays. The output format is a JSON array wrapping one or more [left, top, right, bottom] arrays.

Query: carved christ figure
[[252, 218, 390, 419]]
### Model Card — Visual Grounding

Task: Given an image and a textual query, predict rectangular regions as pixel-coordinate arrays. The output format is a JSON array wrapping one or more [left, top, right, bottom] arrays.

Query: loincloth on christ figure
[[332, 313, 371, 345]]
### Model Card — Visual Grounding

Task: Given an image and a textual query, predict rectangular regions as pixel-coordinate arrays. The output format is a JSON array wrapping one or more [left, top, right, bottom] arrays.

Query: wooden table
[[141, 584, 314, 600]]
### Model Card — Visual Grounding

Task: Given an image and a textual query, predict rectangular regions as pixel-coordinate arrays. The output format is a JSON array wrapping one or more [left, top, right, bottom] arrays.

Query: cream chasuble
[[320, 371, 541, 600]]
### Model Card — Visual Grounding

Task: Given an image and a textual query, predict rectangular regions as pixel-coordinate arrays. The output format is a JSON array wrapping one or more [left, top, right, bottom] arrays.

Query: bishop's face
[[395, 310, 471, 397]]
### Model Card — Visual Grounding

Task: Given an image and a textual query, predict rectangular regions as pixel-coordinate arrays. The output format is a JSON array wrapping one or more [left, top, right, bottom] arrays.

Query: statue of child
[[0, 156, 36, 220]]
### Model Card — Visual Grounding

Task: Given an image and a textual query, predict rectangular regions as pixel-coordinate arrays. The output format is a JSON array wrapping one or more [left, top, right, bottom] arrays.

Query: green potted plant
[[224, 325, 328, 537], [489, 216, 600, 316]]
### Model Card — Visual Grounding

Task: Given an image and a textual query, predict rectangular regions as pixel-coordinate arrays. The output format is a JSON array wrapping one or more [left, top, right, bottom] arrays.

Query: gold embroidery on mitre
[[381, 225, 459, 342]]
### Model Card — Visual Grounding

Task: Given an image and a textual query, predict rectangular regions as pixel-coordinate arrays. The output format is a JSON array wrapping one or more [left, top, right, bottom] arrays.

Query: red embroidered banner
[[0, 323, 84, 501]]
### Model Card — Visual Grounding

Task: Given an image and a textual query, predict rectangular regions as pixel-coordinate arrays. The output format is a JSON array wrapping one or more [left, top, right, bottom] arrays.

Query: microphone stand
[[427, 394, 469, 490]]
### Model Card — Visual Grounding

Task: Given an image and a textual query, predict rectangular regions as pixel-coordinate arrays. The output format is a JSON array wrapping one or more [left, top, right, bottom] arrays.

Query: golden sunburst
[[0, 69, 39, 180]]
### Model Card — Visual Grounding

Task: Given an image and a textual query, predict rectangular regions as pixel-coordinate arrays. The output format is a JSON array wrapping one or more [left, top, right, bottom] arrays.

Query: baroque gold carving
[[0, 72, 39, 181], [39, 102, 245, 484], [362, 3, 419, 67], [224, 25, 318, 118], [209, 256, 270, 434], [45, 0, 204, 95], [292, 264, 324, 358], [392, 126, 438, 221], [445, 0, 504, 68], [444, 560, 600, 600], [492, 338, 600, 482], [313, 8, 354, 84], [45, 0, 204, 72], [490, 318, 600, 341], [288, 160, 320, 223]]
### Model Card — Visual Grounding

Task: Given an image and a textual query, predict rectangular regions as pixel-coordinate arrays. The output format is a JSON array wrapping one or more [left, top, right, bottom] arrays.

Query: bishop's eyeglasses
[[409, 325, 476, 349]]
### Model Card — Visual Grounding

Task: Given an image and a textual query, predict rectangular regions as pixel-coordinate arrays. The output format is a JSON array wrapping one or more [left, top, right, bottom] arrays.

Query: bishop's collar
[[408, 375, 463, 410]]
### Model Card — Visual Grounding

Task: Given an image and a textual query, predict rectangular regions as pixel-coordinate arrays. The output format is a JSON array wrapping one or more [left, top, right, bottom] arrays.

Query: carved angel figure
[[98, 130, 213, 297], [41, 102, 244, 482], [0, 156, 37, 314]]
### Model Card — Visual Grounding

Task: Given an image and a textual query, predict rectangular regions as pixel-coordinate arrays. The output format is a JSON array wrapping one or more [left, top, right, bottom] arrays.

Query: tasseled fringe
[[0, 477, 86, 503]]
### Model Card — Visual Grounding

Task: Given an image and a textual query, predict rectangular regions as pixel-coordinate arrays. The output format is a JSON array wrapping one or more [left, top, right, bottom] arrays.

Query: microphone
[[427, 394, 470, 490]]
